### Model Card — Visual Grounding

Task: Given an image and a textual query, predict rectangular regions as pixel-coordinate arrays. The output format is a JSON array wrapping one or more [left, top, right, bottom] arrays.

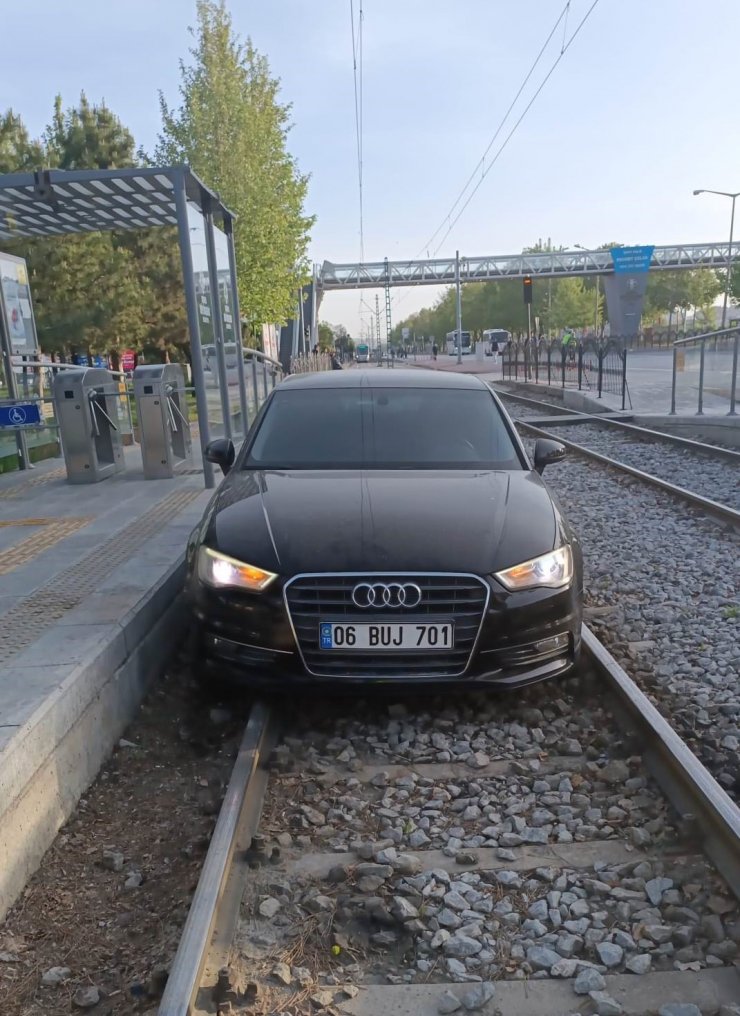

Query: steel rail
[[515, 419, 740, 528], [582, 626, 740, 900], [494, 387, 740, 462], [158, 701, 275, 1016], [157, 640, 740, 1011]]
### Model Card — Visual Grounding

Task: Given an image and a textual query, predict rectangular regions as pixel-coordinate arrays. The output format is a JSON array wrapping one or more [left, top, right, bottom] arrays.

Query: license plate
[[319, 622, 453, 651]]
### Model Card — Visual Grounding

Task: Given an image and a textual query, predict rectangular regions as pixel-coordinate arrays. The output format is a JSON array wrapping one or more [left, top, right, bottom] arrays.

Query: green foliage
[[156, 0, 314, 326], [643, 269, 722, 325], [318, 321, 334, 351], [394, 274, 598, 341], [0, 111, 44, 173], [44, 93, 136, 169]]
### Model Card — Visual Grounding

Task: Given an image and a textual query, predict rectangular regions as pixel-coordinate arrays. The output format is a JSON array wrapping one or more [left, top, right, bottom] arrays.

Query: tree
[[156, 0, 314, 330], [318, 321, 334, 351], [643, 270, 721, 327], [548, 277, 597, 331], [43, 93, 136, 169], [0, 110, 44, 173]]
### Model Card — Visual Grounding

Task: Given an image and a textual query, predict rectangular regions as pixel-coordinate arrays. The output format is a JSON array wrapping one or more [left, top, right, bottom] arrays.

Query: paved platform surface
[[0, 444, 212, 918]]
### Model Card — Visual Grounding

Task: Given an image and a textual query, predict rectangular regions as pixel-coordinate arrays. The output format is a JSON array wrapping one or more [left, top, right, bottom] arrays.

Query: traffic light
[[523, 276, 533, 305]]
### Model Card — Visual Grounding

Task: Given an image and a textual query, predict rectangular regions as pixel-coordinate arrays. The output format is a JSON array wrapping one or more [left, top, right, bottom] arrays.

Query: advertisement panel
[[0, 253, 39, 355]]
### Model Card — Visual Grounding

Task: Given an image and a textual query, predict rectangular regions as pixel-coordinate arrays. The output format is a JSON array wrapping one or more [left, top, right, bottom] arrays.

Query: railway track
[[158, 632, 740, 1016], [491, 389, 740, 528]]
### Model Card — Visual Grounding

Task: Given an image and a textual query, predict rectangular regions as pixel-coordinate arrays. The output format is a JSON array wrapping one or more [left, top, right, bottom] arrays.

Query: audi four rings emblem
[[351, 582, 423, 609]]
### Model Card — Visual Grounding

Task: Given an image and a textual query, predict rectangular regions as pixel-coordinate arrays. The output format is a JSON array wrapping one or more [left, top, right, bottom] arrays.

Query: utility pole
[[455, 250, 463, 366], [375, 293, 381, 352]]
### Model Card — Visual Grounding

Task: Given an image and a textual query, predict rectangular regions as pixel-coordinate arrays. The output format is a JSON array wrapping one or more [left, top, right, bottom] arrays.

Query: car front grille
[[283, 573, 489, 678]]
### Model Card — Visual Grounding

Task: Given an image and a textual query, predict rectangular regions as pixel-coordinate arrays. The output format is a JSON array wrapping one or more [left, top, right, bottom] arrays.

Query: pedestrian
[[432, 342, 438, 361], [563, 329, 576, 364]]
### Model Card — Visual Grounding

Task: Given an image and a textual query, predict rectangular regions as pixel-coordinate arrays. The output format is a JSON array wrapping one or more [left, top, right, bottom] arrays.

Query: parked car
[[186, 370, 583, 688]]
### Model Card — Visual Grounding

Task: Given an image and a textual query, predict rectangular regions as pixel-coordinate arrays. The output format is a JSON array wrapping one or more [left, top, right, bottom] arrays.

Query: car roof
[[280, 368, 488, 390]]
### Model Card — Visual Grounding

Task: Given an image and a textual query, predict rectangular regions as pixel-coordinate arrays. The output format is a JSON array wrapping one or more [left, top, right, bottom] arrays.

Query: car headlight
[[495, 545, 572, 591], [197, 547, 277, 592]]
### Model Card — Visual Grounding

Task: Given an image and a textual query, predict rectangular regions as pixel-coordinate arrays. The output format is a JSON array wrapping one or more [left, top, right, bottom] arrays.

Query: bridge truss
[[318, 242, 740, 291]]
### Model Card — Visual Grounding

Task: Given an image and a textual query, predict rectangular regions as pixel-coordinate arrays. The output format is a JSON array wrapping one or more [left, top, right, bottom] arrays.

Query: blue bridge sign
[[610, 245, 655, 274], [0, 403, 42, 428]]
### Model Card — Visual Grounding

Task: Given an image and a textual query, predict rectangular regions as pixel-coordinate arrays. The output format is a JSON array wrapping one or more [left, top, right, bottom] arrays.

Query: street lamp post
[[693, 188, 739, 329]]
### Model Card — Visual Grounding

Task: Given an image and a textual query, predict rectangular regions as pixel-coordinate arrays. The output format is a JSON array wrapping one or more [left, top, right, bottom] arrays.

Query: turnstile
[[133, 364, 192, 479], [52, 367, 126, 483]]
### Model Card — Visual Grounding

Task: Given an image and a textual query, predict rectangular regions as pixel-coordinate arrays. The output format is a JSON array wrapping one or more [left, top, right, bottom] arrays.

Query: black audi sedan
[[185, 370, 583, 689]]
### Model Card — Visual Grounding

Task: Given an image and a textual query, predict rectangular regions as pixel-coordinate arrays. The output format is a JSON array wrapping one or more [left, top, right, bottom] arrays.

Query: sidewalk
[[0, 445, 212, 919]]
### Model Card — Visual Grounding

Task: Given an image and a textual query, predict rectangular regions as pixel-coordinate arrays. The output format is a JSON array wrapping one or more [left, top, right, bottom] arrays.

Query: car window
[[244, 387, 523, 469]]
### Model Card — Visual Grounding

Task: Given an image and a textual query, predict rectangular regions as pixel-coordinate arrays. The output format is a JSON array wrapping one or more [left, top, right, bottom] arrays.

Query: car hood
[[205, 469, 559, 577]]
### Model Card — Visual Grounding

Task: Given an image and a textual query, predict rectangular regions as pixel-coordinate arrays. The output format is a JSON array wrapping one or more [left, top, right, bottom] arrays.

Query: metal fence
[[289, 351, 333, 373], [670, 327, 739, 416], [502, 337, 630, 409]]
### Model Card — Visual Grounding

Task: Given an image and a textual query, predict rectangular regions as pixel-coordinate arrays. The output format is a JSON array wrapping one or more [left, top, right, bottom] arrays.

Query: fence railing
[[670, 327, 739, 416], [0, 350, 286, 471], [502, 337, 630, 409], [290, 351, 333, 373]]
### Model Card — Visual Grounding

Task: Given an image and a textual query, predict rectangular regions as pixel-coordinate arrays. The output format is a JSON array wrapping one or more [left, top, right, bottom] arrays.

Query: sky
[[3, 0, 740, 338]]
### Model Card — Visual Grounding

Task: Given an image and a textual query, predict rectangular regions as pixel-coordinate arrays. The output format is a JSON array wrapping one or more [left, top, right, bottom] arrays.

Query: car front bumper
[[186, 571, 582, 690]]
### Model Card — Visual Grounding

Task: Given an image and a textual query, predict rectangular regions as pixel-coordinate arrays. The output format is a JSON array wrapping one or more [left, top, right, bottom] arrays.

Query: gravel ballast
[[540, 421, 740, 511], [537, 454, 740, 798]]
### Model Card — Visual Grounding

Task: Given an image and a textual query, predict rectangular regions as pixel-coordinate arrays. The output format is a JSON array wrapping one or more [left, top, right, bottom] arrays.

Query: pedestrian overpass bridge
[[318, 241, 740, 290]]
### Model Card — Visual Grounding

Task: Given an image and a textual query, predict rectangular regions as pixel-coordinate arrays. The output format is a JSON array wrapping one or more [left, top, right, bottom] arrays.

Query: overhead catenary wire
[[430, 0, 600, 257], [390, 1, 586, 317], [418, 0, 573, 260]]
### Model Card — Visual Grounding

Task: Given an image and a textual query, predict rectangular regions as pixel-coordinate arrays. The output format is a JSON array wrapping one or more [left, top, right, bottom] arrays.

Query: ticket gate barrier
[[132, 364, 192, 479], [52, 367, 126, 483]]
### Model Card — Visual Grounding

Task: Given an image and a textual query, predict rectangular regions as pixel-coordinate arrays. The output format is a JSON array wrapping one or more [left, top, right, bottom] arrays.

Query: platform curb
[[0, 555, 187, 922]]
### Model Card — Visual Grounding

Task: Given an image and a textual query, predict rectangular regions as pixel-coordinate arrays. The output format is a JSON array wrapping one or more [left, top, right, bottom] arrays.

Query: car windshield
[[244, 387, 523, 470]]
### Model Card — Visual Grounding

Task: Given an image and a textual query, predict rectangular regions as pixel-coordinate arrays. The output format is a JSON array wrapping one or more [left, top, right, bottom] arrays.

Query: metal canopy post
[[174, 172, 215, 489], [224, 215, 249, 435], [310, 266, 318, 350], [203, 195, 232, 441]]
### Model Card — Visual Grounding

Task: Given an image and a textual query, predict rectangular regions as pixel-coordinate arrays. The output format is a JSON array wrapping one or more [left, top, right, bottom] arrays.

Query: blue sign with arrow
[[0, 403, 42, 428]]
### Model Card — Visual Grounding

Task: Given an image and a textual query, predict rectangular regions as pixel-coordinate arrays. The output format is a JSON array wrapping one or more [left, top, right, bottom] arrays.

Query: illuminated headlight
[[197, 547, 277, 592], [495, 545, 573, 591]]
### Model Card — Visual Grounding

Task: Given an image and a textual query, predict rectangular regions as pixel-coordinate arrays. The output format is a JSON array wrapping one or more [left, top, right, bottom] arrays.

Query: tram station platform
[[0, 447, 211, 920]]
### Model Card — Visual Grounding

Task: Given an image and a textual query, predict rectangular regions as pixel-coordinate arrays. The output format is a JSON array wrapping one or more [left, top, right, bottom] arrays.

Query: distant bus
[[482, 328, 511, 354], [356, 343, 370, 363], [445, 330, 472, 355]]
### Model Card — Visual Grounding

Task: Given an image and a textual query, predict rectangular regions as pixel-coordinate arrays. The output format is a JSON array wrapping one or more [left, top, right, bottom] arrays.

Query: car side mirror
[[205, 438, 235, 475], [533, 438, 566, 475]]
